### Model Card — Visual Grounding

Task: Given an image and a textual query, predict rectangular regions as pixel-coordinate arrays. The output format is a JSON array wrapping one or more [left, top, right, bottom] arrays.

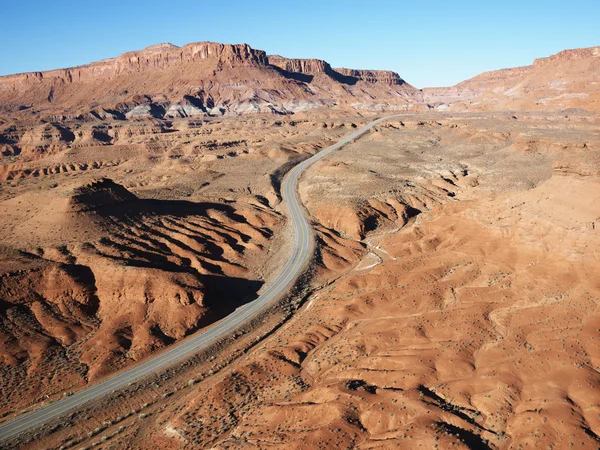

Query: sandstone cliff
[[268, 56, 409, 86], [268, 55, 333, 75], [0, 42, 267, 94], [423, 46, 600, 112], [334, 68, 406, 86], [0, 42, 421, 120]]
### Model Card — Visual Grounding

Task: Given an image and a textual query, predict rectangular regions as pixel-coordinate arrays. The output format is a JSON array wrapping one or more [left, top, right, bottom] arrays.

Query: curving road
[[0, 115, 397, 443]]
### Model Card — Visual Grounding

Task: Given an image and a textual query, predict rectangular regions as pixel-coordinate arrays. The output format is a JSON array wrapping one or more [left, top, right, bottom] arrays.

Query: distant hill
[[0, 41, 422, 120], [423, 46, 600, 112]]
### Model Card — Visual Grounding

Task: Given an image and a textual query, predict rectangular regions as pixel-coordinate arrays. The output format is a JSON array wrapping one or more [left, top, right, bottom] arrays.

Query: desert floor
[[2, 110, 600, 449]]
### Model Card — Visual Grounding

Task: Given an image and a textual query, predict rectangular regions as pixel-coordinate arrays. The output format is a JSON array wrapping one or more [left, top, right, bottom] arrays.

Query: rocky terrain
[[1, 40, 600, 450], [0, 108, 374, 418], [99, 112, 599, 450], [0, 41, 422, 123], [424, 46, 600, 113]]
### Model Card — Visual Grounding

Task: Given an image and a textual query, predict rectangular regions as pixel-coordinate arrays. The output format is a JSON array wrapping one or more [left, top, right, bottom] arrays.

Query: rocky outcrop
[[433, 46, 600, 97], [422, 45, 600, 112], [0, 42, 268, 94], [66, 178, 137, 212], [268, 55, 332, 75], [165, 94, 212, 118], [0, 41, 421, 119], [334, 68, 406, 86], [268, 56, 407, 86], [533, 46, 600, 67]]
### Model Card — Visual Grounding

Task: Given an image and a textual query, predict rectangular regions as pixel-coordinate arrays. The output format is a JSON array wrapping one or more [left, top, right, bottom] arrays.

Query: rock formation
[[268, 55, 333, 75], [334, 68, 406, 85], [0, 42, 422, 120], [424, 46, 600, 112], [3, 41, 600, 450], [268, 55, 408, 86], [0, 42, 267, 93]]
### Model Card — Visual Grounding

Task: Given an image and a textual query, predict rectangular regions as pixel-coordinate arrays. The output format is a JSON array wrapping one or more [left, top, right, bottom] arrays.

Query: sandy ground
[[3, 110, 600, 450], [0, 112, 370, 418], [151, 112, 600, 450]]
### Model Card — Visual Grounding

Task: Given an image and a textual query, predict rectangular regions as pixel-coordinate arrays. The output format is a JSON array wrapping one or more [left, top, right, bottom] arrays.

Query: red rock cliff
[[335, 68, 406, 86], [268, 55, 332, 74], [0, 42, 268, 94], [533, 46, 600, 67]]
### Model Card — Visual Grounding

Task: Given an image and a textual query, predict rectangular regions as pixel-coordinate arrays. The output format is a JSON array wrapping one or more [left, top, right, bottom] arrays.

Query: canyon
[[0, 41, 599, 450]]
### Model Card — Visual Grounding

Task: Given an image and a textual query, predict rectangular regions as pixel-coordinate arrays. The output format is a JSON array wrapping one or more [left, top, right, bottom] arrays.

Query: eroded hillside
[[0, 112, 371, 418], [0, 41, 421, 122], [2, 39, 600, 450], [11, 111, 597, 450], [424, 46, 600, 113]]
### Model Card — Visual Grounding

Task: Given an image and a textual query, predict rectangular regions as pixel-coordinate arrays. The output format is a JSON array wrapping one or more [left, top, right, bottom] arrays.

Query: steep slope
[[0, 177, 280, 416], [0, 42, 421, 121], [128, 113, 600, 450], [424, 46, 600, 112], [0, 108, 365, 422], [268, 55, 421, 110]]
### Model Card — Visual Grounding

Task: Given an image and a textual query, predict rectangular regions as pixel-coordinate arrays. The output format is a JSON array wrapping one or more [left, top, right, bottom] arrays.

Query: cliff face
[[0, 42, 422, 119], [0, 42, 268, 94], [533, 46, 600, 67], [423, 46, 600, 112], [448, 46, 600, 92], [268, 55, 333, 75], [267, 56, 407, 86], [334, 68, 405, 86]]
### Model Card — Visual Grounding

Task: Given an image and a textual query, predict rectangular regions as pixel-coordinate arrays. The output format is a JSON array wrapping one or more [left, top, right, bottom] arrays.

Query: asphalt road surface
[[0, 114, 397, 443]]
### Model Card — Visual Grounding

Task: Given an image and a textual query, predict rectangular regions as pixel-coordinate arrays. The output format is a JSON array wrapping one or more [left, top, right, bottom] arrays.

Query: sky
[[1, 0, 599, 87]]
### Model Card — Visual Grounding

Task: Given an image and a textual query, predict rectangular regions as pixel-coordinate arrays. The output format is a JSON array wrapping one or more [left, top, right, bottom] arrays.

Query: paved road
[[0, 115, 397, 443]]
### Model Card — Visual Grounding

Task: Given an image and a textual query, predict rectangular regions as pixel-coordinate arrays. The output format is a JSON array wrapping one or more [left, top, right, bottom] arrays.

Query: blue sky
[[1, 0, 599, 87]]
